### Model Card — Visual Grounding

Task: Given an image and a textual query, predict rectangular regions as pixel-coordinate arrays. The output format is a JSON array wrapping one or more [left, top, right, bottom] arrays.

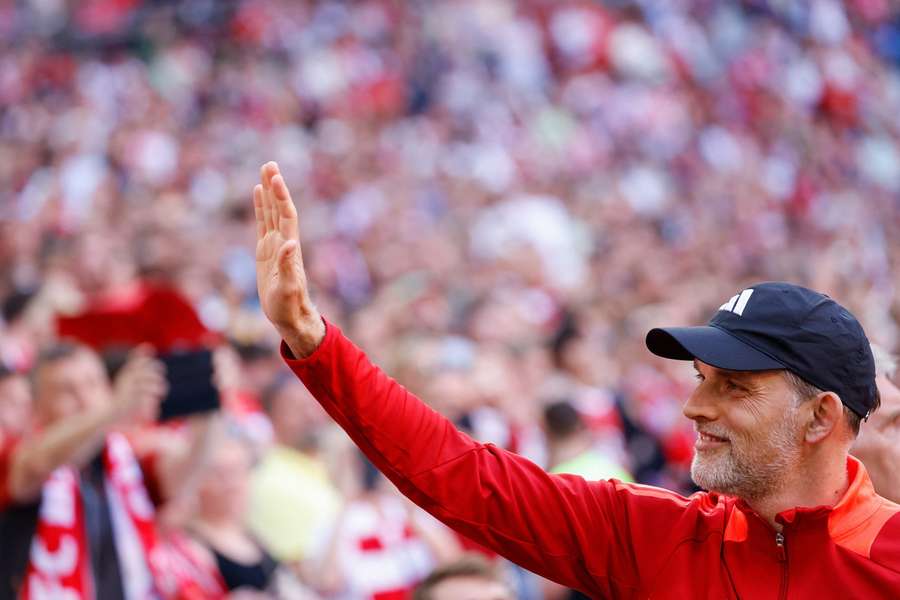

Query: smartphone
[[158, 349, 220, 422]]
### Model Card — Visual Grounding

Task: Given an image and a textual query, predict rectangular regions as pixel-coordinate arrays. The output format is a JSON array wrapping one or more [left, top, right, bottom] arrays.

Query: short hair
[[543, 399, 584, 440], [413, 555, 508, 600], [783, 370, 880, 436]]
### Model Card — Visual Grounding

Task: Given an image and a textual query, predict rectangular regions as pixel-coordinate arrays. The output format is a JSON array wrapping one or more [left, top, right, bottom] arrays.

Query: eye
[[725, 380, 746, 392], [694, 373, 705, 382]]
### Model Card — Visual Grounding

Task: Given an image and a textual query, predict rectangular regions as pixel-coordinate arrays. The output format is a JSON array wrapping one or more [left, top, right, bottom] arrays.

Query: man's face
[[36, 351, 112, 424], [851, 374, 900, 502], [428, 576, 514, 600], [684, 360, 805, 501], [0, 375, 32, 436]]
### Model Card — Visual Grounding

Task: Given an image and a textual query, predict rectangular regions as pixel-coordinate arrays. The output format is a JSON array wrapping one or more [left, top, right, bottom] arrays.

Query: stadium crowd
[[1, 0, 900, 598]]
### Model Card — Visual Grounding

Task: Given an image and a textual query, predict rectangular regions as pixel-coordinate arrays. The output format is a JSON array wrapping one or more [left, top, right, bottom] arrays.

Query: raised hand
[[254, 161, 325, 357]]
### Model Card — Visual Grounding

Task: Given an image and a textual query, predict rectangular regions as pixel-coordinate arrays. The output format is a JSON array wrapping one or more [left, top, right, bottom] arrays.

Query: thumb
[[276, 240, 300, 280]]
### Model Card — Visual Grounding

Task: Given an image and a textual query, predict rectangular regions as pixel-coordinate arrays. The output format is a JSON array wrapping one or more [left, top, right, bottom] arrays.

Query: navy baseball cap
[[645, 282, 877, 418]]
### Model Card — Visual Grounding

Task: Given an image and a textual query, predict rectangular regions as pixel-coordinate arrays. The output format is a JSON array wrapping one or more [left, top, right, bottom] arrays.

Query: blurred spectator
[[310, 453, 462, 599], [543, 400, 632, 482], [187, 429, 311, 598], [413, 554, 514, 600], [852, 346, 900, 503], [248, 375, 341, 565], [0, 344, 166, 599]]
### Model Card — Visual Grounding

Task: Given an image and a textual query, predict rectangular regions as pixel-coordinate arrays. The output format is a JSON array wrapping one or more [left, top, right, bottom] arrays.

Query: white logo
[[719, 289, 754, 316]]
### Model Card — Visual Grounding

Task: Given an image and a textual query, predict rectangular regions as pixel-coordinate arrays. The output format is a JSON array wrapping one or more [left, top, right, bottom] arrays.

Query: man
[[413, 555, 514, 600], [0, 344, 166, 599], [252, 161, 900, 598], [543, 399, 632, 483], [852, 347, 900, 503], [248, 375, 341, 564]]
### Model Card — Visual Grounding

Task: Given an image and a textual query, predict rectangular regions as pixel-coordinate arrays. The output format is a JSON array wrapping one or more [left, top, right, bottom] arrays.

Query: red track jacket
[[284, 321, 900, 599]]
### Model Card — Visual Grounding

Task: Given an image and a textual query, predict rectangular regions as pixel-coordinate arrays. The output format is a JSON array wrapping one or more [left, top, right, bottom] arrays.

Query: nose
[[682, 385, 719, 423]]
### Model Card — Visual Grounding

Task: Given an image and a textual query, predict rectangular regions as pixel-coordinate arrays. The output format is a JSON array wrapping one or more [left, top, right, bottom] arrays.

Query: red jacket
[[284, 321, 900, 599]]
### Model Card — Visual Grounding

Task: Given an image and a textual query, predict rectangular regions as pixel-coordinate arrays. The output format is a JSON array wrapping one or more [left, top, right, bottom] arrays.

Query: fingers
[[260, 162, 277, 232], [253, 185, 265, 240], [271, 174, 298, 241]]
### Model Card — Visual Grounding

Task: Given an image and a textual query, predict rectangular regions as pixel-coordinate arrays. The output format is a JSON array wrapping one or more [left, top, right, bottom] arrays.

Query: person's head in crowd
[[195, 428, 255, 524], [851, 345, 900, 502], [32, 343, 112, 425], [260, 374, 328, 452], [412, 554, 513, 600], [647, 282, 880, 504], [233, 340, 281, 395], [543, 397, 584, 435], [0, 364, 31, 438]]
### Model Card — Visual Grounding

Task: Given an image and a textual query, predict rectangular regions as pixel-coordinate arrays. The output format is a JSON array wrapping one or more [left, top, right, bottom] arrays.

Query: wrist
[[278, 314, 326, 359]]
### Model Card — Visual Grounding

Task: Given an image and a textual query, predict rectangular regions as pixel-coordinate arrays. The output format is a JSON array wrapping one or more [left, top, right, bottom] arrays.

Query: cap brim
[[645, 325, 785, 371]]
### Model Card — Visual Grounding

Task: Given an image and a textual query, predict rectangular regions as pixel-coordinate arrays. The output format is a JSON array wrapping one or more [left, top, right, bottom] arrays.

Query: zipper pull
[[775, 532, 786, 562]]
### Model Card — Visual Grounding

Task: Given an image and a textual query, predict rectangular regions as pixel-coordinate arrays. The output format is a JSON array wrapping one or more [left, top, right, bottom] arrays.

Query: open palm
[[254, 162, 324, 355]]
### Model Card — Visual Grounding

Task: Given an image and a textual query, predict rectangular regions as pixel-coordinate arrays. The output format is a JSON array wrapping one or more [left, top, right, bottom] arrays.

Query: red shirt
[[283, 320, 900, 599]]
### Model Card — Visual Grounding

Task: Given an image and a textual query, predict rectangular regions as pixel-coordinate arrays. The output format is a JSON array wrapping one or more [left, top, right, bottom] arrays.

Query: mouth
[[696, 431, 730, 450]]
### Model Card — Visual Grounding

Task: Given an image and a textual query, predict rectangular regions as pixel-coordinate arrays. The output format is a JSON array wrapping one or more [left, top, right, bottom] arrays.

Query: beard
[[690, 409, 804, 501]]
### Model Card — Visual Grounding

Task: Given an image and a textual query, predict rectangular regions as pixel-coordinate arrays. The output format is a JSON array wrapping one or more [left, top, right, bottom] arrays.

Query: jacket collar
[[725, 456, 889, 541]]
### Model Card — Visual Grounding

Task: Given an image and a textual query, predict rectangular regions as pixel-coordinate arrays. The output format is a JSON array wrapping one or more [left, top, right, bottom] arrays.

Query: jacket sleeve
[[282, 319, 702, 598]]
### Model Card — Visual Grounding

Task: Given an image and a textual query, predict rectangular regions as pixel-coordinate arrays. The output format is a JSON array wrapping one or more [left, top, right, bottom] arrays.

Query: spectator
[[542, 399, 632, 482], [248, 375, 342, 566], [852, 346, 900, 502], [0, 343, 166, 599], [310, 453, 462, 599], [187, 431, 276, 594]]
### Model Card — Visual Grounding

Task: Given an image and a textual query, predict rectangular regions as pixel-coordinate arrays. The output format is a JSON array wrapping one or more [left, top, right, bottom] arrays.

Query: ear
[[804, 392, 844, 443]]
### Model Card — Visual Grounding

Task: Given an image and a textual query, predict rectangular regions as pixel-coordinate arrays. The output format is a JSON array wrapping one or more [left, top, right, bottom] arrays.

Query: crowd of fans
[[1, 0, 900, 598]]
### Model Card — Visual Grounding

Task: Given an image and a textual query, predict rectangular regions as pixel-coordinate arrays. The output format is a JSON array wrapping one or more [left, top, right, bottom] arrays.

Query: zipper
[[775, 532, 788, 600]]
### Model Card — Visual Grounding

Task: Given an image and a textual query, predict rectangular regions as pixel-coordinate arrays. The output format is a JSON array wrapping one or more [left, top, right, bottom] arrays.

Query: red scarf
[[20, 433, 194, 600]]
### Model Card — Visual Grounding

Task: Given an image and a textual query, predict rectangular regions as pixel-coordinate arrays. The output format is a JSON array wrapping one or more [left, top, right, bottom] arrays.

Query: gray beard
[[690, 414, 802, 502]]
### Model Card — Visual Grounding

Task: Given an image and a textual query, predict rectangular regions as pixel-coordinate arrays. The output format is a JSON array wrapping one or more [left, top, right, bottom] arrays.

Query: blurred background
[[1, 0, 899, 598]]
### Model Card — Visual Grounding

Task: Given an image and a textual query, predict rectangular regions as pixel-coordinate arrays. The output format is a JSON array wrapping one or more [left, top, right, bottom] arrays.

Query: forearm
[[9, 405, 119, 502]]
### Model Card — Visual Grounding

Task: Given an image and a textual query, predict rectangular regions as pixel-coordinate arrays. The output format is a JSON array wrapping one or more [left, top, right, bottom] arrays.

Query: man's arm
[[7, 352, 166, 503], [252, 162, 704, 597]]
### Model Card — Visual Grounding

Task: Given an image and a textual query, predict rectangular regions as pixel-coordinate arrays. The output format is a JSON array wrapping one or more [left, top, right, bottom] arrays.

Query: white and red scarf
[[19, 433, 205, 600]]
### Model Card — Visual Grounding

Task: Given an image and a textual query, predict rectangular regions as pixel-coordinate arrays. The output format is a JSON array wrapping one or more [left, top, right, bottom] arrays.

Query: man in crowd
[[253, 161, 900, 597], [413, 555, 514, 600], [248, 374, 341, 565], [0, 343, 166, 599], [853, 347, 900, 503]]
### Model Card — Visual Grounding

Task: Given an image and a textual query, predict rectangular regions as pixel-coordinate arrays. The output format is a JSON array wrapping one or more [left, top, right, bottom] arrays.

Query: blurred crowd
[[2, 0, 900, 598]]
